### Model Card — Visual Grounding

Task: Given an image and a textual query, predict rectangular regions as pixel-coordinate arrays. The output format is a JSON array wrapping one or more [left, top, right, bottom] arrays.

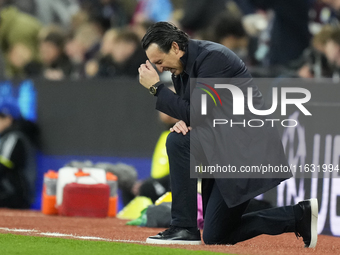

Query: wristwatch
[[149, 85, 157, 95], [149, 82, 161, 96]]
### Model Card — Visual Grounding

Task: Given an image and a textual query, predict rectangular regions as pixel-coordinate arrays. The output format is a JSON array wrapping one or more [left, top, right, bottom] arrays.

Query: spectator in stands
[[0, 4, 42, 78], [312, 25, 336, 53], [86, 28, 146, 78], [131, 20, 155, 41], [0, 99, 39, 209], [109, 29, 146, 76], [70, 10, 90, 34], [179, 0, 227, 36], [34, 0, 79, 29], [297, 25, 335, 78], [6, 0, 79, 29], [84, 28, 118, 77], [79, 0, 132, 28], [324, 27, 340, 72], [207, 11, 254, 65], [65, 22, 103, 78], [100, 28, 119, 57], [36, 31, 73, 80]]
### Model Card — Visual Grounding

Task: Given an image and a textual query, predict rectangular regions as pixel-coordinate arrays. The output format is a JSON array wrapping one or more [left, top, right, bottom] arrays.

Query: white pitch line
[[39, 232, 145, 243], [74, 236, 111, 241], [0, 227, 37, 233], [109, 239, 145, 244], [0, 227, 145, 244], [40, 232, 74, 237]]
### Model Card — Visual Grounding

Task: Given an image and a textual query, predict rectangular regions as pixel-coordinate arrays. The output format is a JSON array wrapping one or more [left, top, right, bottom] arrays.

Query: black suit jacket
[[155, 39, 291, 207]]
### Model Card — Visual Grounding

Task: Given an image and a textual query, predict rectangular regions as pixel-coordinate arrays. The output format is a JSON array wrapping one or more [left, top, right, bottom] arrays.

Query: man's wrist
[[150, 81, 162, 88], [149, 81, 162, 96]]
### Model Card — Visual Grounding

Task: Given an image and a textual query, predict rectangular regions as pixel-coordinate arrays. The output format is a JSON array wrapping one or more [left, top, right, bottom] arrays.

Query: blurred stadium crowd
[[0, 0, 340, 80]]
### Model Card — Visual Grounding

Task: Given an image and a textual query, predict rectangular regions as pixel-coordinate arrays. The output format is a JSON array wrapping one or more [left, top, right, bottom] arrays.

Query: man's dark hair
[[141, 22, 189, 53]]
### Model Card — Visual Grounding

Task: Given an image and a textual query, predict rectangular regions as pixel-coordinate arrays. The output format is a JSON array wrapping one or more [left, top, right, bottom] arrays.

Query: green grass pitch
[[0, 233, 232, 255]]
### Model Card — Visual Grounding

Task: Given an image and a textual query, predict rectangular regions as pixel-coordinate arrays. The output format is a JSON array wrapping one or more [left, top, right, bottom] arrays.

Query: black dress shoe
[[295, 198, 318, 248], [146, 226, 202, 245]]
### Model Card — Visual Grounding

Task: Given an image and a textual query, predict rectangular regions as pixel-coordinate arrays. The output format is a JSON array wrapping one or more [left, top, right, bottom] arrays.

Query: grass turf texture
[[0, 233, 231, 255]]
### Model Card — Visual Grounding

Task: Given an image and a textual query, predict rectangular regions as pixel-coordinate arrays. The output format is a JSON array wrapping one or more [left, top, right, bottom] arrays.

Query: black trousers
[[166, 131, 297, 245]]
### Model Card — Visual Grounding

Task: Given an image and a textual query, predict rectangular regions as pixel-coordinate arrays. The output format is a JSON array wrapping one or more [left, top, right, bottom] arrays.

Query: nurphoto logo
[[197, 82, 312, 128]]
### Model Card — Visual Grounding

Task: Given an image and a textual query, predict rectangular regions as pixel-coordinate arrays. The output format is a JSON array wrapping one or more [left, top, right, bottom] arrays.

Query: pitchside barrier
[[0, 77, 339, 237]]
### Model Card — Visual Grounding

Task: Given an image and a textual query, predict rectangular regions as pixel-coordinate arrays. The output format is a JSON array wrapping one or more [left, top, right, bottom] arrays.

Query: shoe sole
[[307, 198, 318, 248], [146, 238, 202, 245]]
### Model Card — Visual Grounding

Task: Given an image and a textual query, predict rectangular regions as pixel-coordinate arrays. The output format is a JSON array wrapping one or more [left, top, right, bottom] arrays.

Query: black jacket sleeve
[[155, 84, 191, 124], [155, 48, 250, 126]]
